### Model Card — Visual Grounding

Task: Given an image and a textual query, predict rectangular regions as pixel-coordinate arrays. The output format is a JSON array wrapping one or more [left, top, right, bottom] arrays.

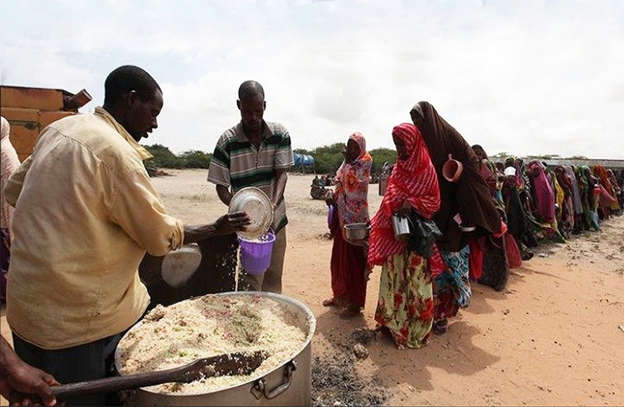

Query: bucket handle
[[251, 360, 297, 400]]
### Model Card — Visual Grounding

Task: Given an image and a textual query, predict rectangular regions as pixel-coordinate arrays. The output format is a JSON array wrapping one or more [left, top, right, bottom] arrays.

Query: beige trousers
[[240, 227, 287, 293]]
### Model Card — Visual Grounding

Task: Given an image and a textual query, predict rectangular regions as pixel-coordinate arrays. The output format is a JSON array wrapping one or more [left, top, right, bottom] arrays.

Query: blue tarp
[[294, 153, 315, 167]]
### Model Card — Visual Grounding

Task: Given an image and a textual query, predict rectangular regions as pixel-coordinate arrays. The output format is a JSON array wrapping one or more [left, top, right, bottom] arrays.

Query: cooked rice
[[116, 294, 308, 394]]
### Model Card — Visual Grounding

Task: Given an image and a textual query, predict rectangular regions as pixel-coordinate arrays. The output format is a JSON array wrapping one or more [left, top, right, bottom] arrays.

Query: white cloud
[[1, 0, 623, 158]]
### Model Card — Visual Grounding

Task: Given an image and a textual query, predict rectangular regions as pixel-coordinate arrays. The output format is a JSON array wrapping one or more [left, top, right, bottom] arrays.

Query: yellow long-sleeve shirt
[[5, 107, 183, 350]]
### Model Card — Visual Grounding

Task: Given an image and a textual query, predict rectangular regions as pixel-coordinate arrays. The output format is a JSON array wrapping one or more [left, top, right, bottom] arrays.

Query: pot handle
[[251, 361, 297, 400]]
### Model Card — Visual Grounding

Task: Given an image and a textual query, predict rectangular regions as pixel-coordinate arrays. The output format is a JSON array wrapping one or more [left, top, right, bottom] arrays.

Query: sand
[[2, 169, 623, 406]]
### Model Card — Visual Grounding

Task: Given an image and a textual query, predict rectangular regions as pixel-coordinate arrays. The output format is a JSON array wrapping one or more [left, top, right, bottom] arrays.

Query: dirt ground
[[2, 169, 624, 406]]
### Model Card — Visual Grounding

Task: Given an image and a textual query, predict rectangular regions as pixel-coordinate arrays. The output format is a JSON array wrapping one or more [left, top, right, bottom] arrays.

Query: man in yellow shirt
[[4, 65, 249, 405]]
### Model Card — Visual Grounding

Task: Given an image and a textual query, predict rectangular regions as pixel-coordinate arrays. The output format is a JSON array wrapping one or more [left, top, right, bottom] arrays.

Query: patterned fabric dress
[[368, 123, 441, 349], [333, 133, 372, 231], [434, 245, 471, 321], [329, 132, 372, 309], [528, 161, 565, 243], [375, 252, 434, 348]]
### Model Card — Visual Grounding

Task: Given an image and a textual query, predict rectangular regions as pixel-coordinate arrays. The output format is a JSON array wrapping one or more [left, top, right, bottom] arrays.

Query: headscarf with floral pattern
[[334, 132, 372, 228]]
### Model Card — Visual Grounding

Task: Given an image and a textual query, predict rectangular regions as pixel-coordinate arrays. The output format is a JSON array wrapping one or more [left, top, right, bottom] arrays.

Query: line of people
[[0, 63, 622, 404], [323, 102, 623, 349]]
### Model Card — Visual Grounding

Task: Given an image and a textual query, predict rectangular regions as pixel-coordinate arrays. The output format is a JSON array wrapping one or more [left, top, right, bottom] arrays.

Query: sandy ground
[[2, 169, 624, 406]]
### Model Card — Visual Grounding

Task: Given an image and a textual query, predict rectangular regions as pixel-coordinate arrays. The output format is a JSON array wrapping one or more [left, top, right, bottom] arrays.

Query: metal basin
[[115, 292, 316, 407], [229, 187, 274, 240], [343, 223, 369, 241]]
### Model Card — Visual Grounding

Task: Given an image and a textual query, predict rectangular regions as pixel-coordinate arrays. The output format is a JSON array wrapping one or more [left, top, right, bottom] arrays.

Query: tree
[[144, 144, 184, 169], [369, 148, 396, 175], [143, 142, 398, 175], [179, 150, 212, 168]]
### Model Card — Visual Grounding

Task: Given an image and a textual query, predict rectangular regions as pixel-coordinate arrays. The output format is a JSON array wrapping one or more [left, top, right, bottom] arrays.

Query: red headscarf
[[368, 123, 441, 268]]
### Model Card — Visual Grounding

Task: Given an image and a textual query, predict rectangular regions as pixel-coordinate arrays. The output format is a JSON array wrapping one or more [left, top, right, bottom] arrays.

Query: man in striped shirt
[[208, 81, 293, 293]]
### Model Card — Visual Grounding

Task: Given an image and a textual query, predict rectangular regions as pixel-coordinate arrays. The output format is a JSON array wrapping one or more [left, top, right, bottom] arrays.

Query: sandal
[[433, 319, 448, 335], [322, 298, 338, 307]]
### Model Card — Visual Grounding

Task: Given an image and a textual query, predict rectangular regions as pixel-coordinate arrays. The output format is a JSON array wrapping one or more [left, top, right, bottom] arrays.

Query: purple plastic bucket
[[327, 204, 335, 230], [239, 232, 276, 275]]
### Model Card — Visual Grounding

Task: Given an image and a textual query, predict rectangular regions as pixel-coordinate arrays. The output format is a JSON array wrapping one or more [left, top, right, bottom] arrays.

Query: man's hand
[[215, 212, 251, 235], [183, 212, 251, 243], [0, 359, 59, 407]]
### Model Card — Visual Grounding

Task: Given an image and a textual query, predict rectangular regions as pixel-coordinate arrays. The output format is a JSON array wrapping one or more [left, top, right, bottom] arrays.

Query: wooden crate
[[40, 111, 74, 128], [1, 86, 64, 111], [2, 107, 40, 161], [1, 86, 90, 160]]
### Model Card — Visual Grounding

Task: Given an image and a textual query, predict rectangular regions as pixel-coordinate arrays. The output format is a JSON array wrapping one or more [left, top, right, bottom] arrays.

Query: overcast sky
[[1, 0, 623, 158]]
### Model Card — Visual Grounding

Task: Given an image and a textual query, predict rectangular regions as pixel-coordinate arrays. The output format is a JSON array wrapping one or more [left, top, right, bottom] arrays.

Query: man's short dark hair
[[104, 65, 161, 107], [238, 80, 265, 101]]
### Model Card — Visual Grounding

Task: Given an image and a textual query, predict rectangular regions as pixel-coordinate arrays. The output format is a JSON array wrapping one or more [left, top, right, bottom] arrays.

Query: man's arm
[[111, 170, 250, 254], [0, 337, 58, 407], [183, 212, 250, 244], [272, 169, 288, 207], [109, 169, 185, 257], [216, 184, 233, 206]]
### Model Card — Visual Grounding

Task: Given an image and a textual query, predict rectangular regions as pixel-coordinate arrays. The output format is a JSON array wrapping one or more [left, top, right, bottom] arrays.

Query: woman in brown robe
[[410, 101, 502, 253]]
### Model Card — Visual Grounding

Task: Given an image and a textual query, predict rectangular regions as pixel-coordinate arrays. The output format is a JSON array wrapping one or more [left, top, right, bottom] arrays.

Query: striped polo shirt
[[207, 121, 293, 232]]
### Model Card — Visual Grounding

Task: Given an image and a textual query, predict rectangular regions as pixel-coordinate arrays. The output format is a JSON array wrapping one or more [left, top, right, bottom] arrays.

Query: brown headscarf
[[411, 101, 501, 251]]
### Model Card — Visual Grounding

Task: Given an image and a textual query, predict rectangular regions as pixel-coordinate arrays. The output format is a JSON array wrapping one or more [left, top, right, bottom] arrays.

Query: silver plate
[[228, 187, 274, 240]]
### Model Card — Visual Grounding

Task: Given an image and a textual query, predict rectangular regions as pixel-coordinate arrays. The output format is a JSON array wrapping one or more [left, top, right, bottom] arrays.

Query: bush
[[144, 143, 397, 175], [144, 144, 184, 169], [293, 144, 397, 175], [143, 145, 213, 169], [369, 148, 396, 175], [179, 150, 212, 169]]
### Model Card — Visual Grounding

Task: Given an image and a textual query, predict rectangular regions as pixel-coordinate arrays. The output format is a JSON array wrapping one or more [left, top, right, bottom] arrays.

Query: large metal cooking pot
[[115, 292, 316, 407]]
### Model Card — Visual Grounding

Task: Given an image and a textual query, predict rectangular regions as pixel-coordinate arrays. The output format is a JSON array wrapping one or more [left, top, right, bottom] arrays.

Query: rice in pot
[[116, 294, 307, 394]]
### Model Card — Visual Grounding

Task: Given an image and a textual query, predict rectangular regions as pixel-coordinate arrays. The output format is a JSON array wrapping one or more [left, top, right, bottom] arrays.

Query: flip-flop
[[322, 298, 337, 307], [433, 320, 448, 335]]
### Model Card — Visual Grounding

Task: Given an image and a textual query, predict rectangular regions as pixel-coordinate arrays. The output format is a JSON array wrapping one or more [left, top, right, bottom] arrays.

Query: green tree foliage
[[143, 145, 212, 169], [144, 144, 184, 169], [369, 148, 396, 175], [294, 144, 396, 175], [311, 143, 345, 174], [144, 143, 397, 176], [179, 150, 212, 169]]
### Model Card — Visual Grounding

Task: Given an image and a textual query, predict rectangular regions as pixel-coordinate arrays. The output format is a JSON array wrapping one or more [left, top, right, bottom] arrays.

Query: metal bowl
[[343, 223, 370, 241], [161, 244, 202, 287], [228, 187, 274, 240]]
